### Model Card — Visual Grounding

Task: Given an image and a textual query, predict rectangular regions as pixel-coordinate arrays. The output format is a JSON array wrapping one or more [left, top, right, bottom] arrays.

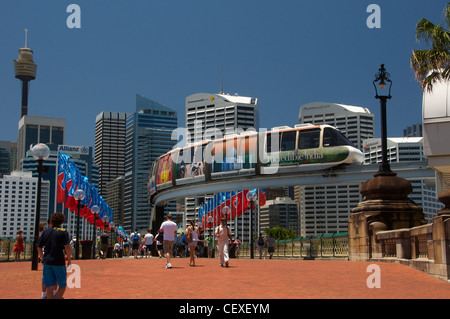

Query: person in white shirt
[[159, 214, 178, 268], [215, 218, 232, 267], [144, 229, 154, 258]]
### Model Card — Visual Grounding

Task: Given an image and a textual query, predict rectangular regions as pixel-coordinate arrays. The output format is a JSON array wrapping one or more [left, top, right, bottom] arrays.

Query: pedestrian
[[100, 231, 109, 259], [144, 229, 154, 258], [13, 229, 24, 262], [174, 232, 181, 257], [186, 220, 199, 266], [40, 218, 53, 299], [130, 229, 140, 259], [234, 236, 242, 259], [123, 237, 130, 257], [159, 213, 178, 269], [36, 212, 71, 299], [155, 230, 163, 258], [197, 231, 205, 258], [267, 234, 276, 259], [114, 241, 121, 258], [257, 233, 265, 259], [215, 218, 232, 267]]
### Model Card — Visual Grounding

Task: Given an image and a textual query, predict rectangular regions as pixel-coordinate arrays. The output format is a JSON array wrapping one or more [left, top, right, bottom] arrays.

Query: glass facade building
[[123, 94, 178, 232]]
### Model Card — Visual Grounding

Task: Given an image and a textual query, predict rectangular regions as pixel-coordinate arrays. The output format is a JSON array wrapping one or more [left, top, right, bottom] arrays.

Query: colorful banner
[[57, 151, 113, 229], [199, 189, 266, 230]]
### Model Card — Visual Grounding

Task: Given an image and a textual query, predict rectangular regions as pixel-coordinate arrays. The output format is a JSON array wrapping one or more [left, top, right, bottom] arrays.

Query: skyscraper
[[123, 94, 178, 232], [184, 92, 259, 238], [94, 111, 131, 197], [17, 115, 65, 169], [297, 102, 374, 236], [186, 93, 259, 144]]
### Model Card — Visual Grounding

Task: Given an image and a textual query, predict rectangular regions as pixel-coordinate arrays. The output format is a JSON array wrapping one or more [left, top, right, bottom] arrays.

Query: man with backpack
[[130, 229, 141, 259]]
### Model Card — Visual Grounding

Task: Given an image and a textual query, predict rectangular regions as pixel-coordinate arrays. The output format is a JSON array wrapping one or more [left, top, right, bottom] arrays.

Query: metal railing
[[239, 232, 349, 259], [0, 238, 34, 262]]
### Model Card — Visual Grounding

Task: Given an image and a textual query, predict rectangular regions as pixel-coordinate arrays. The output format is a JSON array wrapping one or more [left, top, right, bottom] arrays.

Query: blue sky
[[0, 1, 446, 148]]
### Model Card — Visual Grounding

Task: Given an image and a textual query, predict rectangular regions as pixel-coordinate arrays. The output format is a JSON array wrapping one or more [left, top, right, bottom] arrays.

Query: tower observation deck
[[13, 29, 37, 118]]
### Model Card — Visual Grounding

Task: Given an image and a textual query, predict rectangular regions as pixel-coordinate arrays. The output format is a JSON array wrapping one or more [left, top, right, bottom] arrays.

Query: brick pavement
[[0, 257, 448, 299]]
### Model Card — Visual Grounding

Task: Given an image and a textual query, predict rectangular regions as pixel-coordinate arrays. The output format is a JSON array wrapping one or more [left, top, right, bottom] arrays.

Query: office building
[[17, 115, 65, 170], [95, 111, 131, 197], [106, 176, 125, 227], [184, 92, 260, 240], [260, 197, 300, 236], [363, 137, 443, 222], [297, 102, 374, 236], [186, 92, 259, 144], [123, 94, 178, 233], [403, 123, 423, 137], [0, 171, 50, 241]]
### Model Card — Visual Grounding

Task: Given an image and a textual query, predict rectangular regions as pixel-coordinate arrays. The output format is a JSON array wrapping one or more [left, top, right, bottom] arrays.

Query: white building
[[0, 171, 50, 241], [297, 102, 374, 236], [363, 137, 443, 222], [184, 92, 259, 241]]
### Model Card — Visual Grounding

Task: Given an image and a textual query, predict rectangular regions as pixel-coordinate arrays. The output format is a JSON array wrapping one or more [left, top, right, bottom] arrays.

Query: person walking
[[130, 229, 140, 259], [257, 233, 265, 259], [13, 229, 24, 262], [36, 212, 71, 299], [100, 231, 109, 259], [215, 218, 232, 267], [159, 213, 178, 269], [186, 220, 199, 266], [144, 229, 154, 258], [267, 234, 276, 259]]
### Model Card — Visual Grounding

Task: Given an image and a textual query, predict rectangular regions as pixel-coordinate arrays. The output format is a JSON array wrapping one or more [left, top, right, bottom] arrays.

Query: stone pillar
[[348, 171, 425, 261], [430, 189, 450, 281]]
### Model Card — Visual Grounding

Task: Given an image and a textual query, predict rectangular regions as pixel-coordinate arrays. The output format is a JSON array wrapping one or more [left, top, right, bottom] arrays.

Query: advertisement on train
[[210, 134, 257, 179], [174, 143, 206, 185], [156, 152, 173, 189]]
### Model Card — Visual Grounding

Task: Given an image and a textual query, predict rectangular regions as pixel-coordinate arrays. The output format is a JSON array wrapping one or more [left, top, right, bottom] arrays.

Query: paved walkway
[[0, 257, 448, 299]]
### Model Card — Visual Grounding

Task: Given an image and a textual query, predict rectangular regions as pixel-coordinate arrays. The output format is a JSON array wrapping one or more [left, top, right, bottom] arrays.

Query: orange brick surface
[[0, 257, 448, 299]]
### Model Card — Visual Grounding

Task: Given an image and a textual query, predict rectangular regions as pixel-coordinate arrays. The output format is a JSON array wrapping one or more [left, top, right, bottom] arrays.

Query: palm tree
[[411, 3, 450, 92]]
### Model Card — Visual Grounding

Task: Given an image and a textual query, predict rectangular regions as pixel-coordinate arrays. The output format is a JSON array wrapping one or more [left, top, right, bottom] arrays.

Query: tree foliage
[[264, 226, 296, 241], [411, 3, 450, 92]]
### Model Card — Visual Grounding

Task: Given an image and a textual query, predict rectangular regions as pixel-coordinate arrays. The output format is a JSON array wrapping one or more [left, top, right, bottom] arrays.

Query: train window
[[281, 131, 297, 151], [323, 127, 354, 147], [298, 128, 320, 149], [266, 133, 281, 153]]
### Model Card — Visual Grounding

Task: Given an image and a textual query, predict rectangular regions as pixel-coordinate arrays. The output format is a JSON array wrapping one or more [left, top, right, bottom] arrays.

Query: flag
[[57, 152, 70, 203]]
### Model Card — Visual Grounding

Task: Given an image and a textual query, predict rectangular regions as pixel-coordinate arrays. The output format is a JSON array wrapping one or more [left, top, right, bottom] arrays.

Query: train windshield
[[323, 127, 355, 147]]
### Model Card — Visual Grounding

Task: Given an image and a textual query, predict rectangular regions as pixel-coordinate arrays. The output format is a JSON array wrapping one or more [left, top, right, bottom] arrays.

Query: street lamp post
[[246, 190, 257, 259], [91, 205, 100, 259], [221, 206, 230, 224], [207, 215, 213, 258], [31, 143, 50, 271], [73, 189, 86, 260], [373, 64, 393, 174]]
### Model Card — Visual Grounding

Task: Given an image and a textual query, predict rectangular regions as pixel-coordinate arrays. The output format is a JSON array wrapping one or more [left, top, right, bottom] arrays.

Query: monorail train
[[148, 124, 364, 198]]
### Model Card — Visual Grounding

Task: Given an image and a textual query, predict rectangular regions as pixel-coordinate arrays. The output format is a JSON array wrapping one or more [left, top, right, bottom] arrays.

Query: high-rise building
[[124, 94, 178, 232], [186, 93, 259, 144], [106, 176, 125, 227], [260, 197, 300, 236], [184, 92, 260, 239], [363, 137, 442, 222], [94, 111, 131, 197], [17, 115, 65, 170], [0, 141, 12, 176], [403, 123, 423, 137], [297, 102, 374, 236], [298, 102, 374, 150], [0, 171, 50, 241]]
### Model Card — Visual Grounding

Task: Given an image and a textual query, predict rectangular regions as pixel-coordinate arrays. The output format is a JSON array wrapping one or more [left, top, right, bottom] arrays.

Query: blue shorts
[[43, 264, 67, 288]]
